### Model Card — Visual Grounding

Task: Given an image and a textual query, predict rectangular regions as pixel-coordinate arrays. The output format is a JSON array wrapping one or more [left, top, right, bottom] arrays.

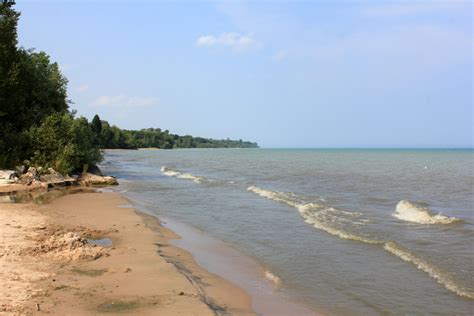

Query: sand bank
[[0, 192, 254, 315]]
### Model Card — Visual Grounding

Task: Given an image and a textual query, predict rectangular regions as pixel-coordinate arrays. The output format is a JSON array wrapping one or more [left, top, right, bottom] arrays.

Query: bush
[[27, 113, 103, 174]]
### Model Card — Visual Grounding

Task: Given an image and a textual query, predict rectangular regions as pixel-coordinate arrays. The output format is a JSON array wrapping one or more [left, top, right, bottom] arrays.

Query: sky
[[16, 0, 473, 148]]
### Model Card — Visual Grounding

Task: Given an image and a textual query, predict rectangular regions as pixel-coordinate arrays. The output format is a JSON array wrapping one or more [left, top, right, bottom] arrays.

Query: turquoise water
[[102, 148, 473, 315]]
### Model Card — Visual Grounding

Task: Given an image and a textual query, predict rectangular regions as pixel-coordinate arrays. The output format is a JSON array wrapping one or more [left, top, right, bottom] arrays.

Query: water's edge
[[126, 197, 319, 316]]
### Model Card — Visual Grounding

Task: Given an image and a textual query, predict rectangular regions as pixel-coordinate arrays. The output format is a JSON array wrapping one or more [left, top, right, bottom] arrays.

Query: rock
[[86, 164, 103, 176], [40, 173, 64, 183], [40, 168, 65, 184], [47, 167, 61, 175], [80, 173, 118, 186], [16, 165, 26, 174], [18, 167, 39, 185], [0, 170, 15, 180], [27, 167, 37, 176]]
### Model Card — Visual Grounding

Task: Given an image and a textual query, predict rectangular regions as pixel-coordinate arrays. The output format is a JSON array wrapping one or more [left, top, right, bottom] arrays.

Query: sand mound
[[23, 231, 108, 261]]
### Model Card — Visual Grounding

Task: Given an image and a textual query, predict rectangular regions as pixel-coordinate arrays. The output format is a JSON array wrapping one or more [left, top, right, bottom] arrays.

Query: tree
[[0, 0, 21, 166], [91, 114, 102, 135], [28, 113, 102, 174], [91, 114, 103, 146], [0, 1, 70, 168]]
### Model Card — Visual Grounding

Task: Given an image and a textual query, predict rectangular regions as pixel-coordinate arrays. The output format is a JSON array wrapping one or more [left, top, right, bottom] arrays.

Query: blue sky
[[16, 1, 472, 148]]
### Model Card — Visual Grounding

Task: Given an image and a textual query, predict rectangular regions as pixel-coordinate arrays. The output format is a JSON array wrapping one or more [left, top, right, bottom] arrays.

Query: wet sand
[[0, 192, 255, 315]]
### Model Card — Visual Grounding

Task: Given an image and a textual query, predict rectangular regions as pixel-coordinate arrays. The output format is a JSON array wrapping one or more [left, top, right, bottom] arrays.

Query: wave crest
[[247, 186, 376, 243], [248, 186, 473, 299], [264, 270, 282, 287], [384, 241, 473, 299], [393, 200, 461, 225], [161, 166, 206, 184]]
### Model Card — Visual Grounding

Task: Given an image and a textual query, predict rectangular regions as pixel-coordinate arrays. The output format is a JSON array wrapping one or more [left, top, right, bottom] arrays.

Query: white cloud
[[91, 94, 158, 108], [217, 2, 471, 70], [196, 32, 262, 52], [75, 84, 89, 93]]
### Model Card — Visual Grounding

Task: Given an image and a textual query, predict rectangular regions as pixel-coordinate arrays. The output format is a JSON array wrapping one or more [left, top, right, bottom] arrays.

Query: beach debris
[[125, 267, 132, 273]]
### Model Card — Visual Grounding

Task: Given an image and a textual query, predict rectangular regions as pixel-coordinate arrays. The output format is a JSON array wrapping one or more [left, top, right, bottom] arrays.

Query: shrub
[[28, 113, 102, 174]]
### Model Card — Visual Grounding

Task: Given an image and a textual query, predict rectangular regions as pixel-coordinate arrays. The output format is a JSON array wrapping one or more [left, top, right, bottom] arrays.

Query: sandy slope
[[0, 192, 254, 315]]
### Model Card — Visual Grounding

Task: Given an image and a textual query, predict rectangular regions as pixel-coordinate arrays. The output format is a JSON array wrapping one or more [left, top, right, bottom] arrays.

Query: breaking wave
[[161, 166, 206, 184], [247, 186, 376, 243], [247, 186, 473, 299], [393, 200, 461, 225], [384, 241, 473, 299], [264, 270, 282, 287]]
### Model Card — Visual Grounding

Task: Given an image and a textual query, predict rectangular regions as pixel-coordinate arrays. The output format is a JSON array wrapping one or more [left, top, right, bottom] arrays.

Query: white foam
[[383, 241, 473, 299], [248, 185, 473, 300], [298, 204, 380, 244], [393, 200, 461, 225], [264, 270, 282, 287], [247, 186, 301, 208], [161, 166, 205, 184], [247, 186, 377, 244]]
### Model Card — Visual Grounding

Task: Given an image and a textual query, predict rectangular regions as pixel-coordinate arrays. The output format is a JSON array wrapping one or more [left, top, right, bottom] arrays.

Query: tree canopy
[[0, 1, 257, 173], [0, 0, 100, 171]]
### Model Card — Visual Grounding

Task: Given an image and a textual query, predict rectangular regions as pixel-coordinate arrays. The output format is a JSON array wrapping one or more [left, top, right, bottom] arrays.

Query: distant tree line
[[0, 1, 257, 174], [91, 114, 258, 150]]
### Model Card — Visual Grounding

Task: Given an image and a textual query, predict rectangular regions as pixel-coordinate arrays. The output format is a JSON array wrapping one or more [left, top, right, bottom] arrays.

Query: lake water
[[101, 148, 473, 315]]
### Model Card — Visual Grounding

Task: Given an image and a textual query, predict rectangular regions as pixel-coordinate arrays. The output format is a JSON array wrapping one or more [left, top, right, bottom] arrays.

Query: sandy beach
[[0, 191, 255, 315]]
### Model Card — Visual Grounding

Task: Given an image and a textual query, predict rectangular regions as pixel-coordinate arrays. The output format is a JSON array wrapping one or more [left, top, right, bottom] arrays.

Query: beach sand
[[0, 191, 255, 315]]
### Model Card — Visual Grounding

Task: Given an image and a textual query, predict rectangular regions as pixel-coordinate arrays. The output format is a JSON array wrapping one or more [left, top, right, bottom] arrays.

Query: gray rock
[[86, 164, 103, 176], [80, 173, 118, 186], [16, 165, 26, 174], [40, 172, 65, 184], [18, 167, 39, 185]]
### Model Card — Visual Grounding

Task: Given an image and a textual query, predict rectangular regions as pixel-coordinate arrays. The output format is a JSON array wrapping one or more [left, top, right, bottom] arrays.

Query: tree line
[[0, 1, 257, 174], [91, 114, 258, 150]]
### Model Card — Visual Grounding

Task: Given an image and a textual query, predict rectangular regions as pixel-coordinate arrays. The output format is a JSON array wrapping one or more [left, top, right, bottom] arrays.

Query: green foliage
[[0, 1, 101, 171], [28, 113, 102, 174], [90, 115, 258, 149], [0, 1, 256, 172]]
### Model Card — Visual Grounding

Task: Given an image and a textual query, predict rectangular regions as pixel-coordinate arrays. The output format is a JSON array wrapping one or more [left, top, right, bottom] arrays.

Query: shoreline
[[0, 191, 255, 315], [161, 216, 318, 315], [116, 190, 319, 315]]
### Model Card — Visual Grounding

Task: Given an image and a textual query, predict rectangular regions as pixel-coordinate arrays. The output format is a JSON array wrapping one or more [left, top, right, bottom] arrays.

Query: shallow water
[[0, 187, 95, 204], [102, 148, 473, 315]]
